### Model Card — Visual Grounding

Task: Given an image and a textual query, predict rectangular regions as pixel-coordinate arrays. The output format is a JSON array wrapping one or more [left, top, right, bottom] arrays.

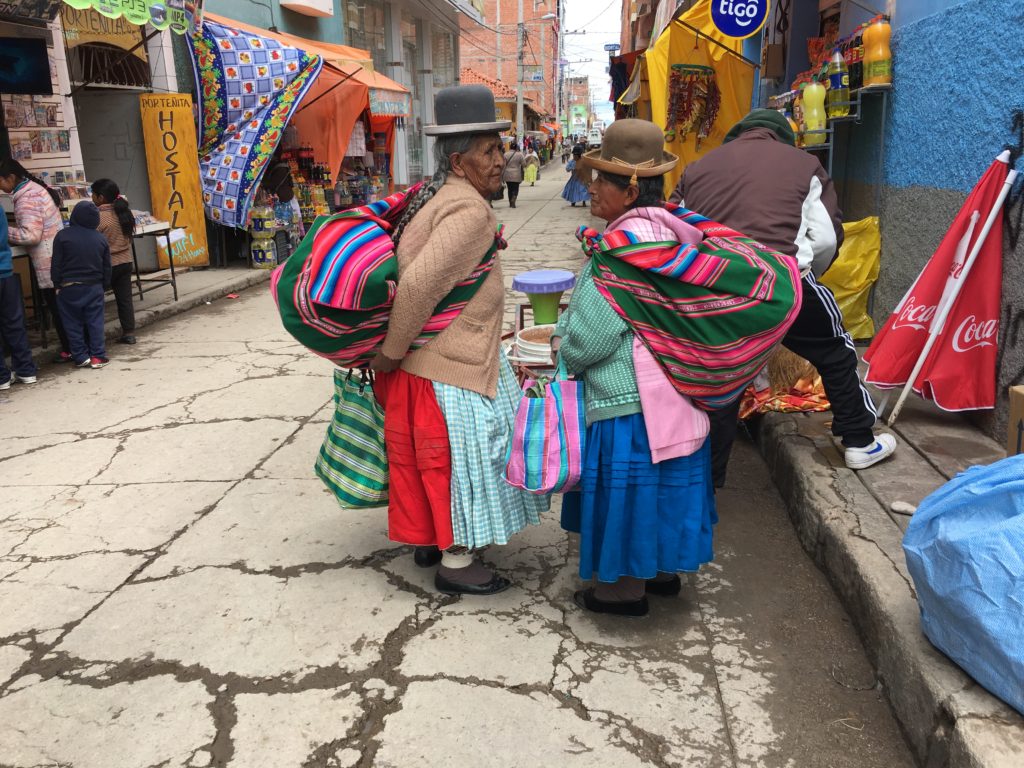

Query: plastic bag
[[820, 216, 881, 339], [315, 369, 388, 508], [903, 455, 1024, 715]]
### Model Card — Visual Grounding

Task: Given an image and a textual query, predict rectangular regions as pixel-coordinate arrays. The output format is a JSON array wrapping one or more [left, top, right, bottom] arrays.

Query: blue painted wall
[[204, 0, 348, 45], [883, 0, 1024, 192]]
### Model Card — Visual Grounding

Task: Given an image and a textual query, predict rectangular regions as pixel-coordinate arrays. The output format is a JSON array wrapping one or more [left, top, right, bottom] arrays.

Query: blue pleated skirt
[[561, 413, 717, 583], [561, 176, 590, 204]]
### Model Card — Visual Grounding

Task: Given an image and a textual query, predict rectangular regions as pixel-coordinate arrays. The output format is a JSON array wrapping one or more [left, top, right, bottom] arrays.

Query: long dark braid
[[391, 134, 476, 249], [0, 157, 63, 208]]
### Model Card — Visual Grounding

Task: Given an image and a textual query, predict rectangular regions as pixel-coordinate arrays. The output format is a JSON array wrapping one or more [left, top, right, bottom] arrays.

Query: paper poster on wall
[[139, 93, 210, 268]]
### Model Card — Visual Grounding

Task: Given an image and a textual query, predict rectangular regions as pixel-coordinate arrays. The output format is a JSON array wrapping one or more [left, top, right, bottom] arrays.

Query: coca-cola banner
[[864, 154, 1010, 412]]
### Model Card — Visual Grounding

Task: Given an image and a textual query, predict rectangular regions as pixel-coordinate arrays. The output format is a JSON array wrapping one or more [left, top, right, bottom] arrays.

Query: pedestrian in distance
[[523, 146, 540, 186], [670, 109, 896, 483], [552, 119, 716, 618], [0, 210, 38, 390], [50, 201, 111, 369], [369, 85, 548, 596], [0, 157, 70, 363], [561, 146, 590, 207], [90, 179, 137, 345], [502, 141, 525, 208]]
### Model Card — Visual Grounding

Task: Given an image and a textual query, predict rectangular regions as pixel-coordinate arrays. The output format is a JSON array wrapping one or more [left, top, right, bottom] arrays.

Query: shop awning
[[203, 12, 408, 117], [202, 12, 371, 72], [540, 123, 559, 135], [56, 0, 202, 34]]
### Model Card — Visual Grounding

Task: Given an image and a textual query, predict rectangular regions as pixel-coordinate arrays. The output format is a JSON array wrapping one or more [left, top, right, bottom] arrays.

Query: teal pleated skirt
[[433, 358, 549, 549]]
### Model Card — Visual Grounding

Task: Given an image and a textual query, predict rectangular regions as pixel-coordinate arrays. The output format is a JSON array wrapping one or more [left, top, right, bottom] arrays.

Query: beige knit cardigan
[[381, 176, 505, 397]]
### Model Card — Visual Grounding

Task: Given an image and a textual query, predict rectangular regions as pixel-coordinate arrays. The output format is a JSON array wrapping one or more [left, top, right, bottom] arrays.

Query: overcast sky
[[563, 0, 623, 123]]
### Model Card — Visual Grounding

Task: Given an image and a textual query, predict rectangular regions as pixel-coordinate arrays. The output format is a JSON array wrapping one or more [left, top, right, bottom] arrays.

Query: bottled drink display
[[249, 202, 277, 269], [827, 50, 850, 118], [801, 81, 827, 146], [863, 18, 892, 86]]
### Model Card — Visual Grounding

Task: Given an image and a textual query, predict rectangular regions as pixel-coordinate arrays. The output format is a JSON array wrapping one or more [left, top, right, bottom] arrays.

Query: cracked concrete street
[[0, 171, 915, 767]]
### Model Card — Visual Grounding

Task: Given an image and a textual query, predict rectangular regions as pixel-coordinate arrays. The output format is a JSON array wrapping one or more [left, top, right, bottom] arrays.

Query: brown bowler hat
[[581, 119, 678, 185]]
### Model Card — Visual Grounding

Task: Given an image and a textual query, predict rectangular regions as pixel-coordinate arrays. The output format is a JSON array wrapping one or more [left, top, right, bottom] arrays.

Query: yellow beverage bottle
[[802, 82, 827, 146], [863, 18, 892, 86], [827, 50, 850, 118]]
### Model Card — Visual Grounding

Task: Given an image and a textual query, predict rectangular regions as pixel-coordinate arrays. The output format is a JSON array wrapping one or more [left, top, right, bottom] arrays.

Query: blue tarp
[[903, 454, 1024, 715]]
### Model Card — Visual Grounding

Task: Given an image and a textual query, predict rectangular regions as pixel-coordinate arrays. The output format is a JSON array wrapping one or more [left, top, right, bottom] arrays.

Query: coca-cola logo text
[[952, 315, 998, 353], [892, 296, 936, 331]]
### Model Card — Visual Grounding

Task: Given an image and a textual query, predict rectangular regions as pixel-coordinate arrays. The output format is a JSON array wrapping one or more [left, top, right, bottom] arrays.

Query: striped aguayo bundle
[[272, 185, 505, 368], [580, 204, 803, 410]]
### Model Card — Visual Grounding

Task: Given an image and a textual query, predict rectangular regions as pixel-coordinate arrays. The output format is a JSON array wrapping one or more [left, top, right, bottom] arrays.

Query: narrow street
[[0, 169, 914, 768]]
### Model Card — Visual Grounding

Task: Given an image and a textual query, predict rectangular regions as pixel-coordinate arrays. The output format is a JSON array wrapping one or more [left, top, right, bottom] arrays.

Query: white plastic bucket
[[515, 324, 555, 362]]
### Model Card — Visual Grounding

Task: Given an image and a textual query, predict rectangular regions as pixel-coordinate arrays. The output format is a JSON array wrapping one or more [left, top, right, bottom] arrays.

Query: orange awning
[[202, 12, 371, 73]]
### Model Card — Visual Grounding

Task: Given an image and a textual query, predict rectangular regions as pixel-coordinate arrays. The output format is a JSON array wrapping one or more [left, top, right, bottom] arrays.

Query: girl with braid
[[91, 179, 137, 345], [369, 85, 548, 595], [0, 158, 70, 360]]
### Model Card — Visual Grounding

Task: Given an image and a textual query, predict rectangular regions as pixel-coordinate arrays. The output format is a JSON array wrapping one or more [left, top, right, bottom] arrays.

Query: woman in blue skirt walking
[[561, 146, 590, 207], [551, 120, 716, 617]]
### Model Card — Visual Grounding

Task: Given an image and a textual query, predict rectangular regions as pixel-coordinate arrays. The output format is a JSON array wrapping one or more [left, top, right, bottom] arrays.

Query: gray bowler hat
[[424, 85, 512, 136]]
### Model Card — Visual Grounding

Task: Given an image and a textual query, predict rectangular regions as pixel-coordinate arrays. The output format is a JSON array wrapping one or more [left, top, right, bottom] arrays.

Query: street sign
[[603, 43, 621, 51], [710, 0, 770, 40]]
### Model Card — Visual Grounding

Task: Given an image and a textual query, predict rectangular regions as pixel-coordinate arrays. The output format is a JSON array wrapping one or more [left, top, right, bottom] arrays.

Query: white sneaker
[[0, 378, 10, 391], [845, 433, 897, 470], [12, 373, 37, 384]]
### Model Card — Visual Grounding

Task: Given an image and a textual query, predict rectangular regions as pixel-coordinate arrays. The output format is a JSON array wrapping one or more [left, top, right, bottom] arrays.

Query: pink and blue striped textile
[[503, 362, 585, 495]]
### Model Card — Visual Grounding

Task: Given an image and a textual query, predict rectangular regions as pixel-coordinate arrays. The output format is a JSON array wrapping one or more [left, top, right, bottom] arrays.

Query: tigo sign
[[711, 0, 770, 39]]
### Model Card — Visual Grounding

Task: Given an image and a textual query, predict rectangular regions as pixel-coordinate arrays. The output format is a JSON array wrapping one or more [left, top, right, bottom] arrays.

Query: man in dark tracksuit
[[670, 109, 895, 485]]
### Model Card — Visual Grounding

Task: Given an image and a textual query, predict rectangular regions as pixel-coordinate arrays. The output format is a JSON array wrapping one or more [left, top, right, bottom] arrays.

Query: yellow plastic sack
[[820, 216, 881, 339]]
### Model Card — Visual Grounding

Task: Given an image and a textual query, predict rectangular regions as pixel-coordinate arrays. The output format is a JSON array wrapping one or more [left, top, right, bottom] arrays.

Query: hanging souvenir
[[664, 64, 721, 149]]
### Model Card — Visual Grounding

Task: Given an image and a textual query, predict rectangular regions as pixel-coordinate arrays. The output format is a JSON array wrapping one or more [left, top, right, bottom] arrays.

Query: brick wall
[[459, 0, 560, 115]]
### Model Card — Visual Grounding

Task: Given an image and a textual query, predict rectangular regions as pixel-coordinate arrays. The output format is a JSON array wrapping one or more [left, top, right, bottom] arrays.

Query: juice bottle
[[827, 50, 850, 118], [802, 81, 827, 146], [863, 18, 892, 86], [849, 29, 864, 90]]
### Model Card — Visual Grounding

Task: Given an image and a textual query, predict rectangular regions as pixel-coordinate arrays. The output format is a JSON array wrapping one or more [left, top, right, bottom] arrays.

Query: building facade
[[564, 75, 590, 136], [458, 0, 561, 121]]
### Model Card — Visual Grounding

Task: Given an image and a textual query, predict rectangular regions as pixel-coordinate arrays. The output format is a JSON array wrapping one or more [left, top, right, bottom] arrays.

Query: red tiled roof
[[459, 67, 530, 102]]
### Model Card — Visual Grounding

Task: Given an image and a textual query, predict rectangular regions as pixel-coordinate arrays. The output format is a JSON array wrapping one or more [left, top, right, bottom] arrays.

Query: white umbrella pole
[[887, 167, 1018, 426], [886, 211, 979, 424]]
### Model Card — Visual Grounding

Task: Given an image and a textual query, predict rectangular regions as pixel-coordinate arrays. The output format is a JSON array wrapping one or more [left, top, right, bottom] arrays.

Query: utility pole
[[516, 0, 524, 143]]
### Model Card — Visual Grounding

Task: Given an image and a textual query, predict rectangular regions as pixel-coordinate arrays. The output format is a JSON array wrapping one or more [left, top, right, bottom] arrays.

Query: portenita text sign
[[140, 93, 210, 268]]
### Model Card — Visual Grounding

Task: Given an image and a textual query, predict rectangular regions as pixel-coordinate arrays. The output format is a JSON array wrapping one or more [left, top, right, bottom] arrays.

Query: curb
[[31, 269, 272, 360], [754, 412, 1024, 768]]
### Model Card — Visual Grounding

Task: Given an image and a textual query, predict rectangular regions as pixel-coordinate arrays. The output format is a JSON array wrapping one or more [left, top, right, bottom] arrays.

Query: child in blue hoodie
[[0, 213, 38, 389], [51, 201, 111, 368]]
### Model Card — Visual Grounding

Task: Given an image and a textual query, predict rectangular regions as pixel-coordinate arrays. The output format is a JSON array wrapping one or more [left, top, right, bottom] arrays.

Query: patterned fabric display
[[580, 204, 803, 410], [272, 186, 506, 368], [315, 368, 388, 509], [190, 20, 323, 228]]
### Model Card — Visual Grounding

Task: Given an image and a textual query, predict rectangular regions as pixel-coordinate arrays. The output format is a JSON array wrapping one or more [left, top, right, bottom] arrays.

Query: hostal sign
[[710, 0, 770, 40]]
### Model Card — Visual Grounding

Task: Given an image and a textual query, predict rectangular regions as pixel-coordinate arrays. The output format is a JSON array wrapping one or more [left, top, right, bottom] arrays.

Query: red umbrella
[[864, 152, 1017, 422]]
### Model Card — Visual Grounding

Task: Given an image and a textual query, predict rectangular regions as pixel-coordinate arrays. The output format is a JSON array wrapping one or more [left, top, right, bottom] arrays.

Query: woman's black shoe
[[434, 571, 511, 596], [645, 575, 682, 597], [573, 588, 649, 617], [119, 335, 137, 345], [413, 546, 442, 568]]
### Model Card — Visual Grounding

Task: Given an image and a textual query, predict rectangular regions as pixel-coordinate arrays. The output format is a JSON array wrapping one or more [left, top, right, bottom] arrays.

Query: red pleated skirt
[[373, 369, 454, 549]]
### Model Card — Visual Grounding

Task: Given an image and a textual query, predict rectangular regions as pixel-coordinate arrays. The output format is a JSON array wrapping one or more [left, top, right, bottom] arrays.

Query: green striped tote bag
[[315, 369, 389, 508]]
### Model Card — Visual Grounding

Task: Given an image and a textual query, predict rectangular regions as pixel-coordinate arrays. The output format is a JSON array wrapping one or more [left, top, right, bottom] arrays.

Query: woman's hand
[[549, 335, 561, 367], [370, 351, 403, 373]]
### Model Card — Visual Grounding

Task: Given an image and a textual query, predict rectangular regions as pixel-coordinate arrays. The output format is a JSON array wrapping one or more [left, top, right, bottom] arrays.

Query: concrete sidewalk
[[29, 263, 272, 360], [752, 381, 1024, 767]]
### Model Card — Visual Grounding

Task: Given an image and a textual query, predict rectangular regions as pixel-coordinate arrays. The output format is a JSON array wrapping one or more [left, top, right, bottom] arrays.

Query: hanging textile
[[665, 64, 721, 147], [190, 20, 323, 228]]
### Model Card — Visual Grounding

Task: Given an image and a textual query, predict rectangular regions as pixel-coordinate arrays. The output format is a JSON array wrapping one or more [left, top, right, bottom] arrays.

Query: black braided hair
[[91, 178, 135, 238], [391, 133, 478, 249], [0, 157, 63, 208]]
